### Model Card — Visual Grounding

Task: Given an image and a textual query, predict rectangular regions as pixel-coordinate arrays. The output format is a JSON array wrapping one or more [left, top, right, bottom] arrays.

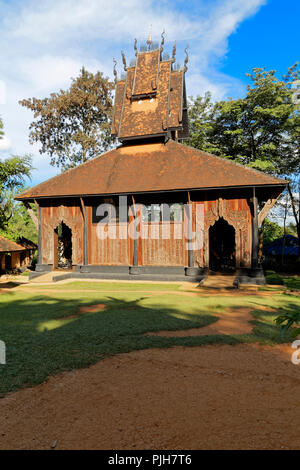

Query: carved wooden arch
[[204, 198, 250, 268], [42, 205, 84, 266], [48, 208, 78, 233]]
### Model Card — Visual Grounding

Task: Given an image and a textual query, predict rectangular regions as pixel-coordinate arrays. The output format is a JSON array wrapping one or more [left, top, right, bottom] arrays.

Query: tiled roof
[[132, 49, 160, 96], [16, 140, 286, 201], [112, 49, 186, 140], [118, 60, 172, 139], [168, 70, 184, 128], [0, 236, 26, 252]]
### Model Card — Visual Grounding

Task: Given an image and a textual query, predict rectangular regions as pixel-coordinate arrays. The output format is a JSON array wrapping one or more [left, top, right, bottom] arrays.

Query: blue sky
[[0, 0, 299, 186]]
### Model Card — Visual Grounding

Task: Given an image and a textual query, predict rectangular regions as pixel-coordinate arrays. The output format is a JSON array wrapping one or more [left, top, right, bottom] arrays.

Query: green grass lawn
[[0, 281, 299, 397], [282, 276, 300, 290]]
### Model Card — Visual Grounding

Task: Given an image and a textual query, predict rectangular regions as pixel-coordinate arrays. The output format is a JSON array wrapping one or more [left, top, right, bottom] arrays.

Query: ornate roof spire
[[171, 41, 177, 63], [146, 24, 152, 50], [121, 51, 127, 71], [113, 58, 118, 84], [184, 45, 189, 72], [160, 29, 165, 53], [133, 38, 138, 56]]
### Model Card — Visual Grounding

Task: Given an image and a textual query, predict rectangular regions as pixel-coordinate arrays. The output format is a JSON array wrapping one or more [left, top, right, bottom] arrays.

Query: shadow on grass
[[0, 292, 299, 397]]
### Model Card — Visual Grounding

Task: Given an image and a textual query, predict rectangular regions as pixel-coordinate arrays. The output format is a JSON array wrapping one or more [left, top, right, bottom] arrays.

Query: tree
[[0, 190, 37, 244], [189, 64, 300, 176], [188, 92, 219, 155], [287, 180, 300, 259], [0, 155, 33, 229], [263, 219, 284, 245], [19, 67, 115, 171], [189, 65, 300, 259]]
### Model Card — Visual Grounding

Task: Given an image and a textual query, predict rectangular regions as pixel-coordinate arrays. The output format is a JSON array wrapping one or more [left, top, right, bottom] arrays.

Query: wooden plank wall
[[39, 193, 253, 269], [86, 206, 130, 265], [41, 203, 84, 266], [141, 221, 185, 266]]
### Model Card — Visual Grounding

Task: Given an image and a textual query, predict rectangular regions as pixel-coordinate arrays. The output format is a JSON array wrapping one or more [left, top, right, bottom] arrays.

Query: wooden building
[[16, 40, 286, 283], [0, 236, 30, 272]]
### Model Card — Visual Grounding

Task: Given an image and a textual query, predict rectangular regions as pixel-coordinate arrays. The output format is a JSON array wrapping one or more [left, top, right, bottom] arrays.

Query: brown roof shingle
[[0, 236, 26, 252], [117, 60, 172, 139], [16, 140, 286, 201], [168, 70, 184, 128], [132, 50, 160, 96], [112, 47, 186, 140]]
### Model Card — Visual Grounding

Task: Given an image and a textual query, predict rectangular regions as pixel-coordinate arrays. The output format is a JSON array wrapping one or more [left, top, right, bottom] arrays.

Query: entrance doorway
[[209, 218, 236, 272], [54, 222, 72, 269]]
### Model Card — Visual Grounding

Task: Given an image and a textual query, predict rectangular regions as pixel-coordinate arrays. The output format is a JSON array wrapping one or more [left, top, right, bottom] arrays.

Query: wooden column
[[80, 198, 88, 265], [132, 196, 138, 266], [251, 187, 259, 268], [35, 200, 42, 265], [187, 192, 194, 268]]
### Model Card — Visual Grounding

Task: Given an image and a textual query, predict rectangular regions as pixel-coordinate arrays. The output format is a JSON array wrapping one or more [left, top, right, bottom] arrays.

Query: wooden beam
[[131, 195, 138, 266], [33, 200, 43, 266], [187, 191, 194, 268], [80, 198, 88, 265], [252, 187, 259, 268], [258, 192, 281, 227]]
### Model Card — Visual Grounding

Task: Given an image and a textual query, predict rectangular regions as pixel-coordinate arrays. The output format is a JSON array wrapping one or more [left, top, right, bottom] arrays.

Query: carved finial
[[134, 38, 138, 56], [113, 58, 118, 84], [184, 45, 189, 72], [160, 29, 165, 53], [146, 24, 152, 50], [172, 41, 177, 63], [121, 51, 127, 71]]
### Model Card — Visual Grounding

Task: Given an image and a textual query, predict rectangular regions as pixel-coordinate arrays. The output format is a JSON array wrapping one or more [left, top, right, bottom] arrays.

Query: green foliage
[[19, 67, 115, 171], [265, 270, 284, 285], [263, 219, 284, 244], [275, 309, 300, 338], [283, 276, 300, 290], [188, 64, 300, 176], [0, 191, 37, 243], [0, 155, 33, 229]]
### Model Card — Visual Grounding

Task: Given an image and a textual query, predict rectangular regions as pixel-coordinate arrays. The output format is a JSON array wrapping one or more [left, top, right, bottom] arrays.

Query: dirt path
[[146, 307, 254, 336], [0, 342, 299, 450]]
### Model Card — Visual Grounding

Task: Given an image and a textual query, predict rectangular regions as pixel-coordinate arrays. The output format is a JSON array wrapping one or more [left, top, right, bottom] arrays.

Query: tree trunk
[[23, 202, 38, 230]]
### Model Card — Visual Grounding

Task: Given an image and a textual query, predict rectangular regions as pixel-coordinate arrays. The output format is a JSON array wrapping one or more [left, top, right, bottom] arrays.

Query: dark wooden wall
[[39, 192, 252, 269]]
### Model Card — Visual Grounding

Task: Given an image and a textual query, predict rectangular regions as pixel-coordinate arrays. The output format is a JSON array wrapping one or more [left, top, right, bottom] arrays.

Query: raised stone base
[[52, 265, 207, 283], [30, 264, 208, 283], [35, 264, 52, 272]]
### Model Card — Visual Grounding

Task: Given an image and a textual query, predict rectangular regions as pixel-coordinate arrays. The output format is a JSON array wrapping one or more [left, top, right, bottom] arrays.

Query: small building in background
[[0, 236, 36, 272]]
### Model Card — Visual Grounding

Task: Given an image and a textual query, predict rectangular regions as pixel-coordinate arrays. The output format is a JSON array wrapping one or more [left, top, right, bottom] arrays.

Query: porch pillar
[[187, 192, 194, 268], [132, 196, 139, 267], [36, 202, 42, 265], [251, 187, 259, 268], [80, 198, 88, 265]]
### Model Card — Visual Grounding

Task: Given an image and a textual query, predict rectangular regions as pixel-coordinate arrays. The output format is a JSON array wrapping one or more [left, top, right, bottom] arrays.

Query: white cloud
[[0, 0, 267, 185], [0, 135, 12, 151]]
